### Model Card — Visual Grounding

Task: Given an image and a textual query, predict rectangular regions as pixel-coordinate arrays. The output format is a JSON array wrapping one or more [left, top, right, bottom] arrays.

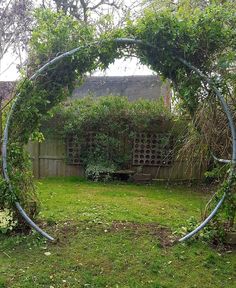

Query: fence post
[[34, 142, 40, 179]]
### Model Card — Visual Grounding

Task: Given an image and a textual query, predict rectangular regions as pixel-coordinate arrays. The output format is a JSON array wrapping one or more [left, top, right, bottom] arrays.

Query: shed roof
[[72, 75, 171, 105]]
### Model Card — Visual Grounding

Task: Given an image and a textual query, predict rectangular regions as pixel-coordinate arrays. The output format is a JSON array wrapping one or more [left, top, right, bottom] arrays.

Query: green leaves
[[130, 2, 235, 114]]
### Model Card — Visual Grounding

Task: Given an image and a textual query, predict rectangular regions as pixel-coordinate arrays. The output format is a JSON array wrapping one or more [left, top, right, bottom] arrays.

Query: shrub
[[42, 95, 174, 180]]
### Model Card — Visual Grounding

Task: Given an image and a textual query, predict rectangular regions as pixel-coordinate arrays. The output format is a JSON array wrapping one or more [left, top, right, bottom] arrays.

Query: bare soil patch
[[109, 221, 176, 247]]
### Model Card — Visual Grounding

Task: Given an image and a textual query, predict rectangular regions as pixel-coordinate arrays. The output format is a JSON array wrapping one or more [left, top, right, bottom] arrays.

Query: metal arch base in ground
[[178, 193, 226, 242], [2, 37, 235, 242], [15, 202, 55, 241]]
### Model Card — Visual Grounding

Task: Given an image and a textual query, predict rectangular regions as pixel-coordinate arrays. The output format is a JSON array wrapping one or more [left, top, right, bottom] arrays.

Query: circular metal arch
[[2, 38, 235, 242]]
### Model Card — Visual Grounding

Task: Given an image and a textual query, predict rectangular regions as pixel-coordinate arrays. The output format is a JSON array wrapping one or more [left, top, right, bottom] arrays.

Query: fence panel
[[26, 138, 204, 180]]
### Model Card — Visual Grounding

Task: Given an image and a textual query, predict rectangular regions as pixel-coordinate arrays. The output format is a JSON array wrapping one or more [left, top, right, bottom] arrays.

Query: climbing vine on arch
[[0, 9, 126, 227], [1, 3, 235, 235]]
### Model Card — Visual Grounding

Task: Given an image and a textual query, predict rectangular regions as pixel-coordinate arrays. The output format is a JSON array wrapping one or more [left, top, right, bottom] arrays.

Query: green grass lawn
[[0, 177, 235, 288]]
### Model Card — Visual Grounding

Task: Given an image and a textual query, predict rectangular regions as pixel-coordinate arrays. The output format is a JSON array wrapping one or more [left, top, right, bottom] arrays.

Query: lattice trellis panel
[[66, 135, 81, 164], [133, 133, 173, 166], [66, 132, 97, 165], [83, 131, 97, 154]]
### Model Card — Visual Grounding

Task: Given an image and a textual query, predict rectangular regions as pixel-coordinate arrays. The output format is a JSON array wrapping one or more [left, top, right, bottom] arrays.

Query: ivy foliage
[[46, 96, 172, 138], [127, 2, 236, 114]]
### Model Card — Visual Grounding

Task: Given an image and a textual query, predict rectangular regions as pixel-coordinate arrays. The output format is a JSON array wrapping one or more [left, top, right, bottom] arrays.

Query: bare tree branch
[[51, 0, 126, 24], [0, 0, 33, 76]]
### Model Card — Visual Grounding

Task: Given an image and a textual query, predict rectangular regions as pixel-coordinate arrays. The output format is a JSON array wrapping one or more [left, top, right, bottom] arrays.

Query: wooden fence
[[26, 138, 205, 180]]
